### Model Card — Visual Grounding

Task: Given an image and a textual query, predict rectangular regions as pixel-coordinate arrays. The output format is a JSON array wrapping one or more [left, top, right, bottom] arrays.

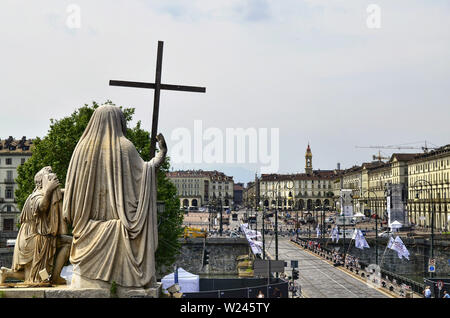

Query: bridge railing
[[291, 237, 424, 297]]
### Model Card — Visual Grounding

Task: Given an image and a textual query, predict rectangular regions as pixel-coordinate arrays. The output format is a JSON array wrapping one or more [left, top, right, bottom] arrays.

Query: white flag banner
[[355, 230, 370, 250], [244, 229, 261, 239], [316, 226, 321, 238], [250, 240, 263, 247], [240, 223, 249, 233], [249, 241, 262, 255], [387, 236, 395, 249], [352, 229, 358, 240], [331, 226, 339, 243], [390, 236, 410, 260], [241, 225, 263, 255]]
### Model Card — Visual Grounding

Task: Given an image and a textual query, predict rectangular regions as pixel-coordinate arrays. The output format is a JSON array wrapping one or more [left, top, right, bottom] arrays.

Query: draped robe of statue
[[12, 188, 63, 283], [63, 105, 158, 288]]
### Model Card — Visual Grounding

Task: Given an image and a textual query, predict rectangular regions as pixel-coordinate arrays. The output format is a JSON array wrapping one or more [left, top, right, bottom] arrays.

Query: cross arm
[[109, 80, 206, 93]]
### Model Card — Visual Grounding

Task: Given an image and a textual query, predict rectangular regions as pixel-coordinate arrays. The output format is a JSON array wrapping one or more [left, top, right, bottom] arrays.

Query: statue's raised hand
[[152, 133, 167, 168], [156, 133, 167, 153], [43, 173, 60, 194]]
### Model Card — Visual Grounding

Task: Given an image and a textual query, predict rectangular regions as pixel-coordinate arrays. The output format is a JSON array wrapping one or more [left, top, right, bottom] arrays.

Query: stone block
[[0, 288, 45, 298], [45, 288, 110, 298]]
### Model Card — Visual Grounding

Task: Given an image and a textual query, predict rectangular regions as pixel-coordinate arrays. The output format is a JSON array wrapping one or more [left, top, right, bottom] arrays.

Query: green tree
[[15, 101, 183, 272]]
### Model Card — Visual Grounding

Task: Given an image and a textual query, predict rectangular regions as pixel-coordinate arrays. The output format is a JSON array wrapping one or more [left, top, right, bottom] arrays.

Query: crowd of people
[[344, 254, 360, 269], [331, 251, 344, 266]]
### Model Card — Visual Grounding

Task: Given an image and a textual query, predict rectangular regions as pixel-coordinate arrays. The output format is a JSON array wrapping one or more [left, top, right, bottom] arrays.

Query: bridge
[[265, 237, 422, 298]]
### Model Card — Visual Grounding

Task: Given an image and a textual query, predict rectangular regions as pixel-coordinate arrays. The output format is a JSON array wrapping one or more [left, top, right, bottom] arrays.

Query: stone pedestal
[[0, 279, 161, 298], [71, 272, 161, 298]]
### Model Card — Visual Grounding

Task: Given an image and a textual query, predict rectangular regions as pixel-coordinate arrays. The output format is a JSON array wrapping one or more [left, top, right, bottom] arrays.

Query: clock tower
[[305, 143, 313, 175]]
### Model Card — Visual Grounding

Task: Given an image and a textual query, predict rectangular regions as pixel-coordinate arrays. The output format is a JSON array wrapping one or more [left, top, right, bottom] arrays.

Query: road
[[265, 238, 390, 298]]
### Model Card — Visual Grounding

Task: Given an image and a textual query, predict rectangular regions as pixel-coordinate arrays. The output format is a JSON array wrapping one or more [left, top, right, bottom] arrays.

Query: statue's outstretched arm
[[151, 133, 167, 168]]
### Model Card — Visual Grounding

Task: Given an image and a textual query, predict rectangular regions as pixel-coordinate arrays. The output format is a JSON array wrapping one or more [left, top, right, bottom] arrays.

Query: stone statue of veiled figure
[[62, 104, 167, 289]]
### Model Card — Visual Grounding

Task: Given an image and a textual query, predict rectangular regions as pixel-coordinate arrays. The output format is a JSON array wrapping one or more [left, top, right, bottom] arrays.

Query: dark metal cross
[[110, 41, 206, 159]]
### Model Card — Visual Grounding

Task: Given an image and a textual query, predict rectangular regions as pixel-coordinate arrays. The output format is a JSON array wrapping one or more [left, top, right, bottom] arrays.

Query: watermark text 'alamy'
[[170, 120, 279, 174]]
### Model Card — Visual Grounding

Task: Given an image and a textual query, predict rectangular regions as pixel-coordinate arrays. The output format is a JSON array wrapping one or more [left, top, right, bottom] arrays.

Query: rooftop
[[0, 136, 33, 154], [167, 169, 233, 181], [260, 169, 341, 182], [409, 144, 450, 162]]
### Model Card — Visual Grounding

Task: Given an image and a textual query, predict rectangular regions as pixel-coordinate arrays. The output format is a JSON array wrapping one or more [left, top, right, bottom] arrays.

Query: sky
[[1, 0, 450, 184]]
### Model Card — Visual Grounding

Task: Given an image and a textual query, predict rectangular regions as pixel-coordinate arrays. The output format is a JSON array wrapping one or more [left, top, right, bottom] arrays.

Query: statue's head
[[98, 103, 127, 136], [34, 166, 53, 189]]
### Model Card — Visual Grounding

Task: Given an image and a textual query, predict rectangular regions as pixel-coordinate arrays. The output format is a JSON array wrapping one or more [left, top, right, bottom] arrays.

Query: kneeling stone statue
[[0, 166, 71, 285]]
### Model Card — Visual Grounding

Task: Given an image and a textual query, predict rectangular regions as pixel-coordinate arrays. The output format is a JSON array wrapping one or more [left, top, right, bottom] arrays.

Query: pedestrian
[[423, 286, 432, 298], [443, 291, 450, 299], [257, 290, 265, 298]]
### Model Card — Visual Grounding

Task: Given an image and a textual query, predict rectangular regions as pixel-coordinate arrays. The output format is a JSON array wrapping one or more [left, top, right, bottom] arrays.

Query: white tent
[[161, 267, 199, 294], [390, 221, 403, 231]]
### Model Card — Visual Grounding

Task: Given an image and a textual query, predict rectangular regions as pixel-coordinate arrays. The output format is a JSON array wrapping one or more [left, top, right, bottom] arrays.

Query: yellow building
[[341, 165, 363, 212], [167, 170, 234, 208], [362, 154, 417, 219], [243, 181, 256, 208], [258, 144, 341, 212], [407, 145, 450, 231], [338, 155, 417, 219]]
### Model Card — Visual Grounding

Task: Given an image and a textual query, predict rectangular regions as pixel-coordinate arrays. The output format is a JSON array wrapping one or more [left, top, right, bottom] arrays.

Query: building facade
[[233, 183, 244, 207], [243, 181, 256, 208], [407, 145, 450, 231], [167, 170, 234, 208], [341, 165, 363, 213], [0, 137, 32, 234], [258, 144, 341, 212], [337, 155, 418, 220], [363, 154, 418, 220]]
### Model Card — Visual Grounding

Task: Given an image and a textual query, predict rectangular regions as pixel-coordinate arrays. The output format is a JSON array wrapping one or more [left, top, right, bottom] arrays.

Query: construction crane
[[372, 150, 389, 162], [355, 141, 438, 153]]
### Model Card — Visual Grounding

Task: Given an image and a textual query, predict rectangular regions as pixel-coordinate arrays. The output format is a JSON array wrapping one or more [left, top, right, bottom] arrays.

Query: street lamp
[[292, 196, 300, 240], [255, 210, 258, 238], [361, 189, 379, 265], [219, 197, 223, 236], [259, 200, 266, 260], [413, 179, 435, 278], [315, 203, 329, 239], [269, 179, 294, 261], [314, 205, 321, 238], [304, 212, 314, 240], [332, 194, 349, 262], [287, 192, 295, 238]]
